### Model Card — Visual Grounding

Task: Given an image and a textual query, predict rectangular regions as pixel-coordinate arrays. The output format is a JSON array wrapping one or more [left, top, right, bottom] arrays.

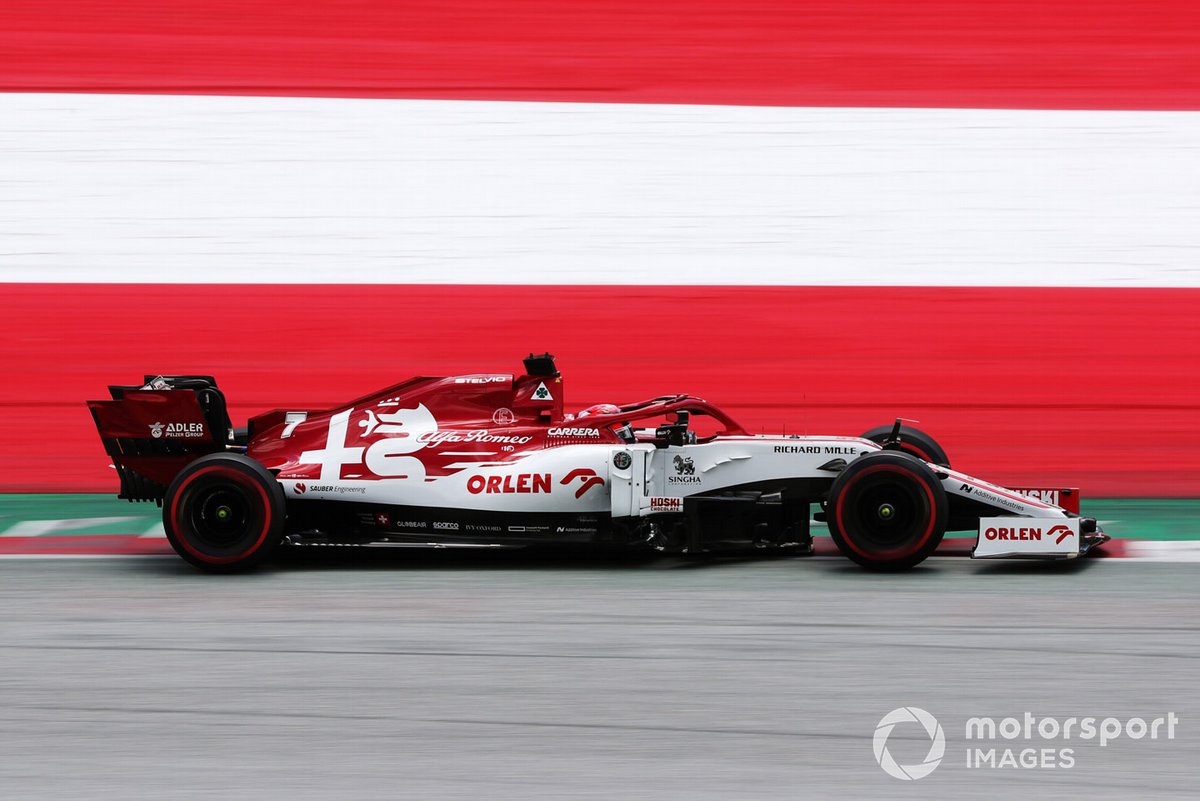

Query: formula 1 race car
[[88, 353, 1108, 572]]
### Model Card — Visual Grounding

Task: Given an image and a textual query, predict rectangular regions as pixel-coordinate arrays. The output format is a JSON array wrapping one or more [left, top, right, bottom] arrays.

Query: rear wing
[[87, 375, 232, 503]]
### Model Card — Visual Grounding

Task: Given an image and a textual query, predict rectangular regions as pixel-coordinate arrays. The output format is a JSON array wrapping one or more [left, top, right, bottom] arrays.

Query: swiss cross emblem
[[375, 513, 391, 527]]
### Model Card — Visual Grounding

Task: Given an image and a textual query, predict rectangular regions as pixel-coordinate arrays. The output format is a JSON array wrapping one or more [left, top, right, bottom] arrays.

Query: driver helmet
[[577, 403, 621, 418]]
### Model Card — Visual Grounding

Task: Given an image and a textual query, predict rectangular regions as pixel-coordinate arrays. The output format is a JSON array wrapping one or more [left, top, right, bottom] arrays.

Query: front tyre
[[163, 453, 286, 572], [860, 423, 950, 468], [826, 452, 947, 571]]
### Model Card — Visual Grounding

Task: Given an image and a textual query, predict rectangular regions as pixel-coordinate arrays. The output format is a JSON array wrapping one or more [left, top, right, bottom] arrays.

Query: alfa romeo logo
[[873, 707, 945, 780]]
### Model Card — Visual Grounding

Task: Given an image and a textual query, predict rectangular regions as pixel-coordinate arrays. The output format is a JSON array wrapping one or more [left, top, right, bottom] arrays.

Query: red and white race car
[[88, 353, 1107, 571]]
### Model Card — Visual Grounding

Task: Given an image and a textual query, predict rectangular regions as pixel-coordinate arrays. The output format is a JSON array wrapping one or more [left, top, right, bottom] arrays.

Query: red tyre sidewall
[[897, 442, 933, 463], [859, 424, 950, 468], [168, 464, 275, 566], [832, 463, 940, 562]]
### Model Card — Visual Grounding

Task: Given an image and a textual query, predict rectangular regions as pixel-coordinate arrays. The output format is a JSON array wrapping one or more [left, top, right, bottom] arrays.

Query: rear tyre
[[163, 453, 286, 572], [826, 451, 947, 571], [860, 423, 950, 468]]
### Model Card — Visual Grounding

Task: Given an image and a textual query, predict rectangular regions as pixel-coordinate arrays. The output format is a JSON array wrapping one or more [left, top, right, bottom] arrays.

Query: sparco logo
[[984, 524, 1074, 545], [874, 707, 945, 781]]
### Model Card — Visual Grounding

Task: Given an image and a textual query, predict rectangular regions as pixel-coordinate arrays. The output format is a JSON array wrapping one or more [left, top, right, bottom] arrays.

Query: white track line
[[2, 542, 1200, 561], [1120, 541, 1200, 562]]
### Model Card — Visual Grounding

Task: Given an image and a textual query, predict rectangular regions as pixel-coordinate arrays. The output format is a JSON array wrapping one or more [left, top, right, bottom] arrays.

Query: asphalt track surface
[[1, 551, 1197, 800]]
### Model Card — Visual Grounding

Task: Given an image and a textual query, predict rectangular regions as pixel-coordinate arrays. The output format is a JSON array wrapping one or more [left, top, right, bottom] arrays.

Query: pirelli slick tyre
[[163, 453, 286, 572], [860, 423, 950, 468], [826, 452, 947, 571]]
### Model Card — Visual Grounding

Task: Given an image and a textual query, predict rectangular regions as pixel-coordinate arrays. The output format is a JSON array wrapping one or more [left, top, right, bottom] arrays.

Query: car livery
[[88, 353, 1108, 572]]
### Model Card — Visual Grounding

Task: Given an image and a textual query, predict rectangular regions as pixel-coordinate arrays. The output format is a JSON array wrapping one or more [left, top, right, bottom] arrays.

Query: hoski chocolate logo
[[650, 497, 683, 512], [1013, 488, 1061, 506]]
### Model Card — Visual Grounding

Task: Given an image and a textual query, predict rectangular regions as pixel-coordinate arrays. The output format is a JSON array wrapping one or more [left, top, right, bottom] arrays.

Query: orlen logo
[[561, 469, 605, 499], [983, 524, 1075, 544], [1047, 524, 1075, 544], [467, 474, 553, 494]]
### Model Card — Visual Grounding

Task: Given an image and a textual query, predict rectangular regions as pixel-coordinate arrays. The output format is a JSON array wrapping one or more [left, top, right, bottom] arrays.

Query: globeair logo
[[874, 707, 946, 780]]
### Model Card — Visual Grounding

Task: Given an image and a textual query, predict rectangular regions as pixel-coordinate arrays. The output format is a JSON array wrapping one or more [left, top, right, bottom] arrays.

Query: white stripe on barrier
[[0, 516, 143, 537], [2, 94, 1200, 287], [1122, 541, 1200, 562]]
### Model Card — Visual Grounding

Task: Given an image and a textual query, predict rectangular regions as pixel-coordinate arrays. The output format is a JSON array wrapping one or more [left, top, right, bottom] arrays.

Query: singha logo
[[149, 422, 165, 439], [673, 456, 695, 475]]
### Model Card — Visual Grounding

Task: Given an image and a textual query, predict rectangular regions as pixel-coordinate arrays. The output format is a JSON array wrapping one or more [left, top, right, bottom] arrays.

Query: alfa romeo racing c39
[[87, 353, 1108, 572]]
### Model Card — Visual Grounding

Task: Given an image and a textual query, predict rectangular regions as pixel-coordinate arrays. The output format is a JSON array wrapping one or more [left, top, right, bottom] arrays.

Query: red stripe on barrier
[[0, 536, 173, 556], [3, 1, 1200, 109], [4, 283, 1200, 496]]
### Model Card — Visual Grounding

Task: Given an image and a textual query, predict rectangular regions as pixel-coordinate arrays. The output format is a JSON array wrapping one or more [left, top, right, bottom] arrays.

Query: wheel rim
[[187, 483, 255, 549], [836, 468, 935, 555]]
